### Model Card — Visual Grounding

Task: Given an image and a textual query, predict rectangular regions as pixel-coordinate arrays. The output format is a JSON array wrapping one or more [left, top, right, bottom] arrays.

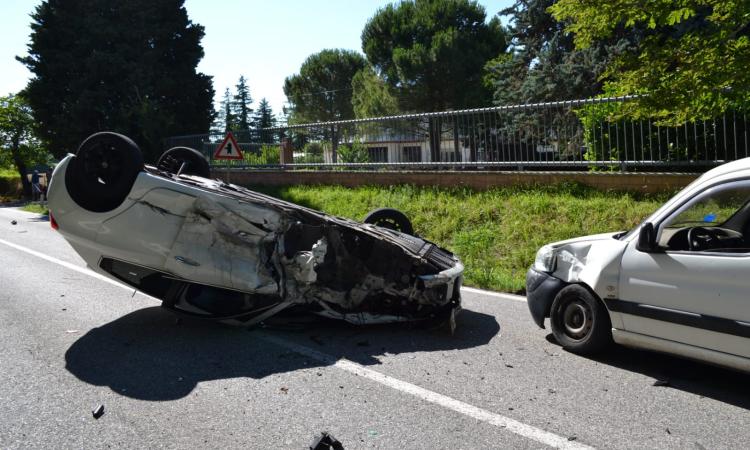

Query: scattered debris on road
[[10, 219, 17, 225], [92, 404, 105, 419], [280, 386, 289, 394], [309, 431, 344, 450], [653, 379, 671, 387], [65, 329, 79, 334]]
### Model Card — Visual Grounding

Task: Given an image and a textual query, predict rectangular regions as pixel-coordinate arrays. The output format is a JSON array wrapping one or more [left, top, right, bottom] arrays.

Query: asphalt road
[[1, 205, 749, 449]]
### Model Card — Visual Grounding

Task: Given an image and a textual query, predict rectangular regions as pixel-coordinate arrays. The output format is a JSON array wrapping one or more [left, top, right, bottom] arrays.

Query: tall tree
[[362, 0, 506, 159], [213, 87, 237, 134], [283, 49, 367, 161], [253, 99, 275, 129], [486, 1, 637, 105], [362, 0, 506, 111], [351, 66, 400, 119], [550, 0, 750, 123], [284, 49, 366, 123], [233, 75, 253, 135], [18, 0, 215, 162], [0, 94, 48, 198]]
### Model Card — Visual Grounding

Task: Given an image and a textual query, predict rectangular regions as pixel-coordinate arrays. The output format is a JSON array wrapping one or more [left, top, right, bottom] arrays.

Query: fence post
[[280, 138, 293, 165]]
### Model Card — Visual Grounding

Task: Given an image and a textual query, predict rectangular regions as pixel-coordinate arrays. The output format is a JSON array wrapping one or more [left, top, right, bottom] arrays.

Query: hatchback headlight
[[533, 245, 556, 273]]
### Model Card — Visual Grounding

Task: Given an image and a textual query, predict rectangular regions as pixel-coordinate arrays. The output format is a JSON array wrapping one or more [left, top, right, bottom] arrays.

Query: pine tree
[[283, 49, 366, 161], [362, 0, 506, 111], [362, 0, 506, 160], [213, 88, 237, 134], [253, 99, 275, 129], [233, 75, 253, 135], [18, 0, 215, 162], [253, 98, 276, 143], [486, 0, 638, 105]]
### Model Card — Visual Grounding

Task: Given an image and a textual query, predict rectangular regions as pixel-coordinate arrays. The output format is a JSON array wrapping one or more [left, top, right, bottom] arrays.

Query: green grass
[[21, 203, 48, 215], [255, 183, 670, 294]]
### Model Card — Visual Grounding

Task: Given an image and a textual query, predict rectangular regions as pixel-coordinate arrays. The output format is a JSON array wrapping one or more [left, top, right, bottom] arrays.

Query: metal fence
[[164, 96, 749, 172]]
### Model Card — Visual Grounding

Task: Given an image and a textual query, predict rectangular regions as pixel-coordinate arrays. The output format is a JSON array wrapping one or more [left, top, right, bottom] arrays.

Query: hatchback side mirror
[[637, 222, 657, 252]]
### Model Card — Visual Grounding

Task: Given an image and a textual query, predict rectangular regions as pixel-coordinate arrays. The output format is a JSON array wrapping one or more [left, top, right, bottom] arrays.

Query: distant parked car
[[527, 158, 750, 373], [47, 132, 463, 327]]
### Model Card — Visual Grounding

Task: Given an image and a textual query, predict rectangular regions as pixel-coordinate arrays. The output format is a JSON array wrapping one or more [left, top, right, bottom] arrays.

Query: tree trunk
[[452, 119, 462, 162], [428, 117, 442, 162], [11, 135, 31, 199], [330, 125, 338, 163]]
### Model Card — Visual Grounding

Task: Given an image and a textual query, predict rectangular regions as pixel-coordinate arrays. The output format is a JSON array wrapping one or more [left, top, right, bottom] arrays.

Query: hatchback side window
[[657, 182, 750, 253]]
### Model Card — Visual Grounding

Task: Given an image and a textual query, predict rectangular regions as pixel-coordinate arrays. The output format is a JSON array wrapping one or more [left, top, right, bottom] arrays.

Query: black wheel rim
[[157, 155, 184, 174], [80, 140, 124, 186]]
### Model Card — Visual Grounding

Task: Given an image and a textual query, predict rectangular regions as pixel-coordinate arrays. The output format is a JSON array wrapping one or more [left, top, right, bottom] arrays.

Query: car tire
[[549, 284, 612, 354], [65, 132, 144, 213], [156, 146, 211, 178], [363, 208, 414, 235]]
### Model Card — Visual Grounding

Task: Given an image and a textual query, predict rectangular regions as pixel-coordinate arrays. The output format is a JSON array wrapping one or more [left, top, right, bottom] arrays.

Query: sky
[[0, 0, 513, 116]]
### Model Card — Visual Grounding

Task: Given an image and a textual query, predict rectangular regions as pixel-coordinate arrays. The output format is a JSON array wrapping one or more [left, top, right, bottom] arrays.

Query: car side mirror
[[637, 222, 657, 252]]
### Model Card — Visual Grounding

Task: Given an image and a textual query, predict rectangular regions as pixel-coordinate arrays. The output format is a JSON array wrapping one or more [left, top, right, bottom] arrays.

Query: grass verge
[[21, 203, 48, 215], [256, 183, 670, 294]]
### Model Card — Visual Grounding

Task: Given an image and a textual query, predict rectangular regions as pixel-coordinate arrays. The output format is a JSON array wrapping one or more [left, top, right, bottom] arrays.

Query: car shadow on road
[[65, 306, 500, 402], [545, 333, 750, 410]]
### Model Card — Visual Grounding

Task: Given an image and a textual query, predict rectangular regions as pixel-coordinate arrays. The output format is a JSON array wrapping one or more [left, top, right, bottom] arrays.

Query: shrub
[[244, 144, 280, 165], [338, 140, 369, 163]]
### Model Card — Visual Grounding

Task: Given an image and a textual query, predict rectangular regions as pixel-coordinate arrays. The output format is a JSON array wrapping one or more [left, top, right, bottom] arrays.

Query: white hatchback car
[[48, 132, 463, 327], [527, 158, 750, 373]]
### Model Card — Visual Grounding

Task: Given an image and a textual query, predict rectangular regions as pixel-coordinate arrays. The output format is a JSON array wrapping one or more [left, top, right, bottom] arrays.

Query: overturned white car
[[527, 158, 750, 373], [48, 132, 463, 327]]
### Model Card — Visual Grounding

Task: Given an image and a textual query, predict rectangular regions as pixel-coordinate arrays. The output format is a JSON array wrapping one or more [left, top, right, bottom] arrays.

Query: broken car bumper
[[525, 267, 566, 329]]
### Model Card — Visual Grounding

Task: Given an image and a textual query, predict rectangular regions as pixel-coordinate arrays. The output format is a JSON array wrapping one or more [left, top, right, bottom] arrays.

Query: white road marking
[[257, 333, 592, 450], [462, 286, 527, 302], [0, 237, 589, 449], [0, 237, 129, 290]]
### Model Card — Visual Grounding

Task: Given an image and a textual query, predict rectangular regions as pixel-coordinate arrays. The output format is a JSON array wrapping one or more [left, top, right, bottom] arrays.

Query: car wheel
[[156, 146, 211, 178], [363, 208, 414, 235], [549, 284, 612, 354], [65, 132, 144, 213]]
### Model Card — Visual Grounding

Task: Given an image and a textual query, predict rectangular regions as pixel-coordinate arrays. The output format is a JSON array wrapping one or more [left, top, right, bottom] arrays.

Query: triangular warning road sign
[[213, 132, 244, 160]]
